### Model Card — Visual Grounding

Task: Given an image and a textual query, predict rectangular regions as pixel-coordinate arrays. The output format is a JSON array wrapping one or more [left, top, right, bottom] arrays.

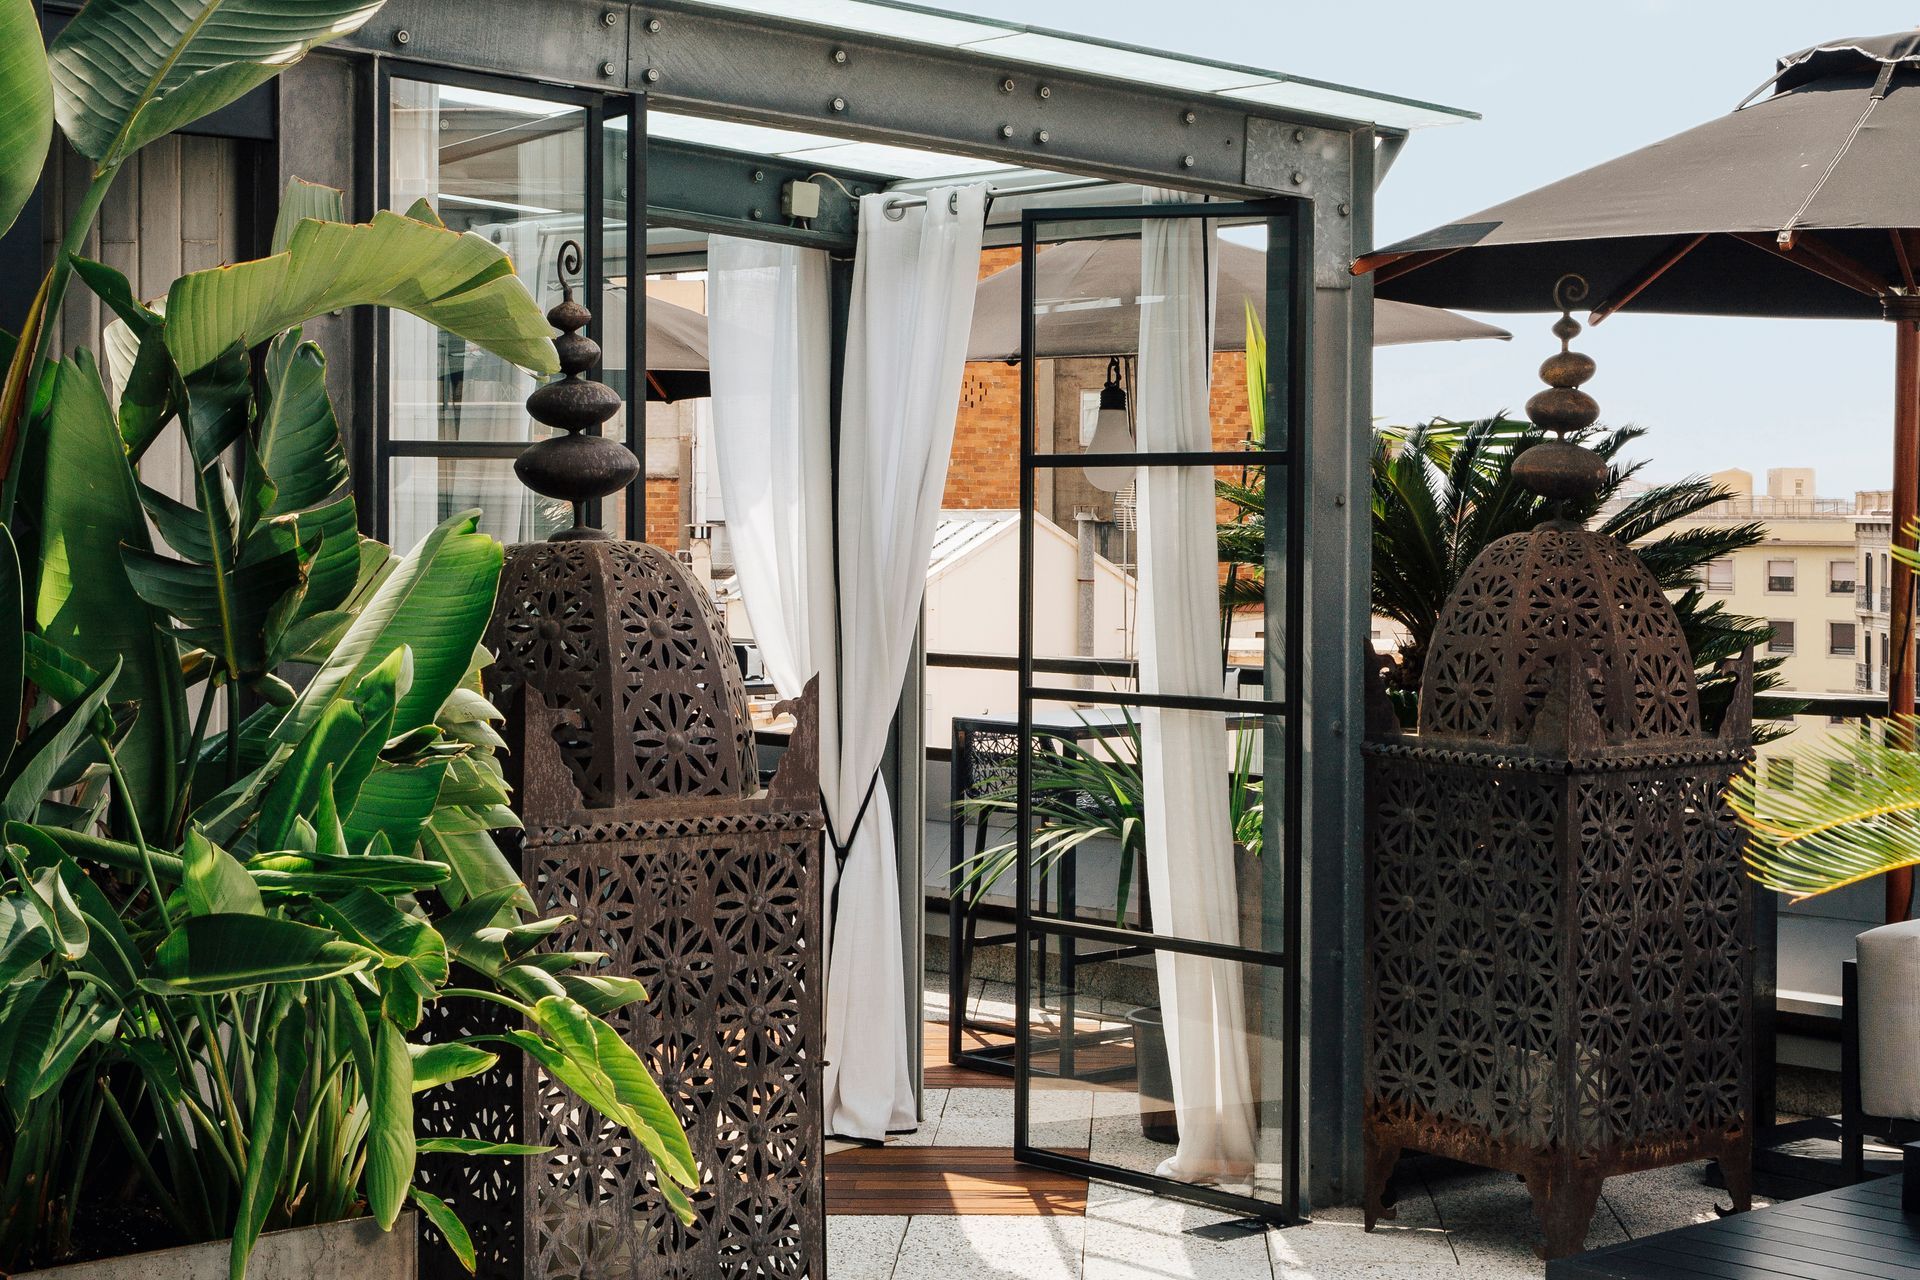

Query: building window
[[1766, 558, 1796, 593], [1768, 620, 1795, 654], [1830, 622, 1857, 656], [1830, 559, 1856, 594], [1769, 757, 1796, 791], [1701, 558, 1733, 592]]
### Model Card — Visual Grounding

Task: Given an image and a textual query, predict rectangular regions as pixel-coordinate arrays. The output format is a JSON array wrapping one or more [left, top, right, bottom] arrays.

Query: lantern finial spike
[[1513, 273, 1607, 514], [515, 239, 637, 541]]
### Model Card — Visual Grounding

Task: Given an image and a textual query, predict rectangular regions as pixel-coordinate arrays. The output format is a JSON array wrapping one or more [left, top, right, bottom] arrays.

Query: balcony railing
[[1858, 662, 1874, 693]]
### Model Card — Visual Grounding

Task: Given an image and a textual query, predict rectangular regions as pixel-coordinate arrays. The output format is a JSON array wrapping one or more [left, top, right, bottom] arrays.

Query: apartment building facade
[[1685, 467, 1871, 695]]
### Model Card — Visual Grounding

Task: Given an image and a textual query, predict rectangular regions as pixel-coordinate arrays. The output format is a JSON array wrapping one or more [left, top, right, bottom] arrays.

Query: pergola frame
[[1, 0, 1480, 1212]]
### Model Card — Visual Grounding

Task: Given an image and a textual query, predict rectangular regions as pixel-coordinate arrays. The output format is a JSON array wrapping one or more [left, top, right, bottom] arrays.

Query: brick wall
[[945, 238, 1257, 520]]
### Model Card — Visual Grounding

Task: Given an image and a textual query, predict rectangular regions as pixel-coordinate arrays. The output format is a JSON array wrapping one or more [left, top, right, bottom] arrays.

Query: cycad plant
[[1365, 415, 1788, 732], [1730, 717, 1920, 900], [1731, 524, 1920, 901]]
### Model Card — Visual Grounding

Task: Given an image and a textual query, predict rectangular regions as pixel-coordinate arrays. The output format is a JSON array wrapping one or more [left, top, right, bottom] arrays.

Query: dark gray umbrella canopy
[[967, 237, 1508, 362], [1357, 32, 1920, 318], [641, 293, 710, 402]]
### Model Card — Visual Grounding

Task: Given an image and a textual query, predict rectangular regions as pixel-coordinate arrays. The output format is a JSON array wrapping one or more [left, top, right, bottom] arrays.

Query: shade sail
[[966, 238, 1508, 361], [1356, 34, 1920, 319]]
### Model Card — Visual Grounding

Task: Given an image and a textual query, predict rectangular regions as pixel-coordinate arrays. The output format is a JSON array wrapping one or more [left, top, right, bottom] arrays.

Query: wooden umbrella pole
[[1888, 297, 1920, 922]]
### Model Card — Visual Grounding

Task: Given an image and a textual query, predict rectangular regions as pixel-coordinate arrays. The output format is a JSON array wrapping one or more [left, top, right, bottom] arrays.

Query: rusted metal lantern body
[[1361, 291, 1757, 1259], [417, 242, 825, 1280]]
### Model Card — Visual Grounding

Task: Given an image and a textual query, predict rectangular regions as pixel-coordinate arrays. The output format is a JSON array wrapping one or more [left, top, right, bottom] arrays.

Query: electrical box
[[781, 179, 823, 220]]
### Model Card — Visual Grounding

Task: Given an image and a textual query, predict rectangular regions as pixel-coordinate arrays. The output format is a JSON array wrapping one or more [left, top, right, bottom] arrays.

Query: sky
[[947, 0, 1918, 495]]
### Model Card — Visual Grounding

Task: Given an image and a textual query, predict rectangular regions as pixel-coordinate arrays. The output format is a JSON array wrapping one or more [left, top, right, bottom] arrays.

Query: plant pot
[[16, 1213, 417, 1280], [1128, 1005, 1179, 1144]]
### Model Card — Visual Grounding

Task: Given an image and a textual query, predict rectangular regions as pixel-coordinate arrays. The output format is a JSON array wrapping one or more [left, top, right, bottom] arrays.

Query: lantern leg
[[1361, 1131, 1401, 1228], [1530, 1160, 1605, 1261], [1888, 299, 1920, 923], [1714, 1132, 1754, 1217]]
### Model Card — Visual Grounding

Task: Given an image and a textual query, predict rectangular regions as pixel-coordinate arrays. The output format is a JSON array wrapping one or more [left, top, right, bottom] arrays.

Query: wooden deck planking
[[825, 1146, 1089, 1217]]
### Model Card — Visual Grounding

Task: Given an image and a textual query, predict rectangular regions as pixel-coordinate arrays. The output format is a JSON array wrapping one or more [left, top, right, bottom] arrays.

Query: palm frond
[[1729, 718, 1920, 900]]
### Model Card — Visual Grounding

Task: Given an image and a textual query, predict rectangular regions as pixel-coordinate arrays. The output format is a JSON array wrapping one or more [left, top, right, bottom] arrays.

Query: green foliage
[[0, 166, 692, 1278], [1730, 718, 1920, 900], [1733, 524, 1920, 900], [0, 0, 52, 240], [47, 0, 382, 172]]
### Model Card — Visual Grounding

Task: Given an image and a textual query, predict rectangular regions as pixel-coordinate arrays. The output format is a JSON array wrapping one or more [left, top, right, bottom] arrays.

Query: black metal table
[[1549, 1170, 1920, 1279]]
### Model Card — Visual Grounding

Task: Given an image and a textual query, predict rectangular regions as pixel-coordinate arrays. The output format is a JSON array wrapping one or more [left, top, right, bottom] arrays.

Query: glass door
[[1013, 199, 1308, 1221], [379, 67, 644, 546]]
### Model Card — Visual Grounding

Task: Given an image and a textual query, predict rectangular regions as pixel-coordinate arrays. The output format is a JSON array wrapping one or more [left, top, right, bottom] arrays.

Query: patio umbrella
[[1352, 28, 1920, 920], [965, 237, 1509, 361], [643, 293, 710, 402]]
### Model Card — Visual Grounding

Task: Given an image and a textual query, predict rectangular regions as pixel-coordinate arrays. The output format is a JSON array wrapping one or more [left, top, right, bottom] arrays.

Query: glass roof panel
[[960, 32, 1272, 94], [680, 0, 1474, 128], [645, 109, 1014, 181], [1222, 80, 1477, 132]]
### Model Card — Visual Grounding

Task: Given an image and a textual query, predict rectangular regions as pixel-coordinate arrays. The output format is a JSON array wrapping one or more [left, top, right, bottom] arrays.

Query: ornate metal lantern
[[418, 244, 825, 1280], [1361, 279, 1756, 1259]]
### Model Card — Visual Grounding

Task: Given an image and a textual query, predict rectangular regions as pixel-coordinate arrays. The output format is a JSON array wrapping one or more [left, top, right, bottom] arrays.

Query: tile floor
[[833, 1074, 1763, 1280], [839, 978, 1768, 1278]]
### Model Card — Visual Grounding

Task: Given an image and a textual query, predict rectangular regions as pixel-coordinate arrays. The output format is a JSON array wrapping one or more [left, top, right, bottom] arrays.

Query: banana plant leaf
[[144, 914, 376, 994], [165, 209, 559, 377], [47, 0, 382, 171], [0, 0, 50, 241], [35, 354, 185, 836], [276, 511, 503, 744]]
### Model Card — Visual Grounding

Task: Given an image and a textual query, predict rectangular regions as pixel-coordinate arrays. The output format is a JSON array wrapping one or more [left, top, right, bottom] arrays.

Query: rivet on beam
[[393, 28, 410, 44], [999, 77, 1015, 93], [1035, 129, 1050, 144], [830, 96, 847, 112], [600, 61, 615, 77], [1181, 155, 1195, 168], [643, 67, 660, 83], [999, 124, 1014, 138], [1183, 110, 1197, 125], [1037, 84, 1052, 99], [602, 10, 617, 25], [645, 16, 661, 32], [831, 48, 848, 64]]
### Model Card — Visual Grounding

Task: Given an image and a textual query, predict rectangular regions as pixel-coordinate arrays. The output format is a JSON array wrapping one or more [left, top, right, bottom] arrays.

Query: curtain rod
[[878, 176, 1111, 220]]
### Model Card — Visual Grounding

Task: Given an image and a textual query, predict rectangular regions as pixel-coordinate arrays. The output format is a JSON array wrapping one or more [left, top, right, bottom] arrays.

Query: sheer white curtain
[[706, 238, 837, 712], [827, 185, 987, 1139], [1135, 190, 1257, 1183], [708, 184, 985, 1141]]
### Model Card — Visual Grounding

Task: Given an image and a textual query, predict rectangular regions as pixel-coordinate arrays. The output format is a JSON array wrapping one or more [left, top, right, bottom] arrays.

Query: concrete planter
[[17, 1213, 416, 1280]]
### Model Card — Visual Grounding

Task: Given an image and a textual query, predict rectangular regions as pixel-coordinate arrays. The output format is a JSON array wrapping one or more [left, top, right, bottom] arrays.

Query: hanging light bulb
[[1083, 356, 1135, 492]]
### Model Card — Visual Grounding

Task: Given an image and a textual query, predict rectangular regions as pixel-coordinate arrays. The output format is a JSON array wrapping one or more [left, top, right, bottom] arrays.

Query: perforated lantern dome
[[486, 538, 758, 806], [1418, 524, 1703, 744]]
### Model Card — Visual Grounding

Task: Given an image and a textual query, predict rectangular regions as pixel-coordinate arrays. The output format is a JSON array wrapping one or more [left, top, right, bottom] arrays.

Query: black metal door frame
[[1013, 198, 1310, 1223], [370, 60, 646, 542]]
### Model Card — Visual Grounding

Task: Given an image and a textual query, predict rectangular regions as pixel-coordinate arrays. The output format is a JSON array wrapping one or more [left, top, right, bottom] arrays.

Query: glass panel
[[389, 457, 571, 551], [1010, 699, 1283, 952], [388, 79, 586, 458], [1028, 214, 1284, 462], [604, 104, 634, 534], [1021, 931, 1290, 1204]]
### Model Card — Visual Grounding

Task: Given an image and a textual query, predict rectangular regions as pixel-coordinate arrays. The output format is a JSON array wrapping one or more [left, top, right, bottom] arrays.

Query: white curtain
[[708, 184, 986, 1142], [1135, 190, 1257, 1183], [826, 185, 987, 1139], [707, 239, 837, 710]]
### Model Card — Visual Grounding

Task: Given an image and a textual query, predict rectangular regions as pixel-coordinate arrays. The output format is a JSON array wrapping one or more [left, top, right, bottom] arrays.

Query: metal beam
[[645, 136, 888, 252], [339, 0, 1370, 197]]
